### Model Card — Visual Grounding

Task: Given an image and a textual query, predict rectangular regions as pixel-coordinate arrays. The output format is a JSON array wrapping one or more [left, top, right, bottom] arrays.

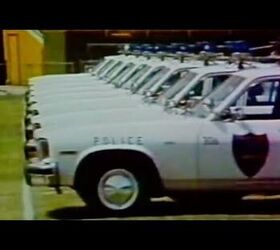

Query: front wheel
[[76, 167, 150, 215]]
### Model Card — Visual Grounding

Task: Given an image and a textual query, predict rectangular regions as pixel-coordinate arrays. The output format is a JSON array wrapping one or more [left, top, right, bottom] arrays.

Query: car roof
[[231, 65, 280, 80], [189, 64, 240, 74]]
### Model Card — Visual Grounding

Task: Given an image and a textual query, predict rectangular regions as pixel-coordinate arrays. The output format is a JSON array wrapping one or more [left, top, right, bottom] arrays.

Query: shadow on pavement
[[47, 196, 280, 220]]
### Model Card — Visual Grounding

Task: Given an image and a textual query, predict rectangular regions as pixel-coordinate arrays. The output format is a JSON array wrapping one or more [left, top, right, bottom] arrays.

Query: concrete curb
[[22, 180, 36, 220]]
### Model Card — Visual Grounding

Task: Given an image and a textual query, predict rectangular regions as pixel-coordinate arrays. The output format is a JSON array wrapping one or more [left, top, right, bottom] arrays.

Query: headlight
[[25, 124, 34, 140], [26, 106, 39, 115], [32, 110, 39, 115], [27, 101, 36, 107], [24, 114, 32, 127], [37, 138, 50, 160], [33, 123, 41, 129], [24, 139, 38, 160]]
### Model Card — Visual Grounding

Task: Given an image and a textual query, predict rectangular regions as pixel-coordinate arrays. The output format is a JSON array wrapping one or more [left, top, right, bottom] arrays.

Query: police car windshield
[[190, 75, 245, 118], [151, 69, 190, 97], [96, 60, 114, 77], [136, 66, 170, 93], [121, 64, 151, 88], [179, 74, 231, 106], [91, 59, 106, 74], [109, 63, 135, 85], [102, 61, 123, 80], [158, 72, 198, 103]]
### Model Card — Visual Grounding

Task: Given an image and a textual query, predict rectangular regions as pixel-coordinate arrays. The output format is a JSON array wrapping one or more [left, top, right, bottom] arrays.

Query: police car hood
[[29, 73, 91, 85], [30, 78, 105, 94], [30, 95, 142, 116], [31, 79, 108, 95], [35, 116, 203, 154], [30, 85, 124, 104], [31, 105, 177, 132]]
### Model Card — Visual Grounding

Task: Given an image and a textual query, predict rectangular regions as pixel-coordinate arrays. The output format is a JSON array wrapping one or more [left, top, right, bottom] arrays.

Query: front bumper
[[25, 159, 60, 189]]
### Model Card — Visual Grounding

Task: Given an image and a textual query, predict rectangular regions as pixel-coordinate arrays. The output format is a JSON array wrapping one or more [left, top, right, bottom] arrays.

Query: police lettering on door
[[93, 136, 144, 145]]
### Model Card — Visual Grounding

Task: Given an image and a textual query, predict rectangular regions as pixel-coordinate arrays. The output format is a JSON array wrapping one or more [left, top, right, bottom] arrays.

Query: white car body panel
[[32, 105, 172, 133], [29, 55, 145, 90], [28, 55, 125, 86], [26, 64, 280, 196], [27, 61, 180, 113], [28, 58, 171, 104], [37, 118, 202, 186]]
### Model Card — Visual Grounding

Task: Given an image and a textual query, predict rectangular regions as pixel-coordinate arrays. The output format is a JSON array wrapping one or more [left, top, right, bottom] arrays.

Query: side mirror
[[231, 107, 245, 120], [218, 108, 231, 120], [219, 107, 244, 121], [178, 100, 187, 106]]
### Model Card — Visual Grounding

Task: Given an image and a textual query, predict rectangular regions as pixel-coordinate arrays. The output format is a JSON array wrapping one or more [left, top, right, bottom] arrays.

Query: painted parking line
[[22, 180, 36, 220]]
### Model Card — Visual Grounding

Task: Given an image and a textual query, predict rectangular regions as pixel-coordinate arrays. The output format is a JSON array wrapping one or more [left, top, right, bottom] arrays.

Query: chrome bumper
[[25, 159, 61, 193]]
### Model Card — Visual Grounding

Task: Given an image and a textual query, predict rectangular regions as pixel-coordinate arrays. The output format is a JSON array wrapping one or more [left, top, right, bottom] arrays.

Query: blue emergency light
[[224, 41, 250, 53]]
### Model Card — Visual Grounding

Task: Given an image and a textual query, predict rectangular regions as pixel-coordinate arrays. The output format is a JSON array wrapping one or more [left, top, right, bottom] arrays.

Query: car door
[[198, 77, 280, 187]]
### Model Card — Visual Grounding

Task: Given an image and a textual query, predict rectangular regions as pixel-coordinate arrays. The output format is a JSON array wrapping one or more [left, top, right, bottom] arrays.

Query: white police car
[[26, 61, 273, 140], [24, 66, 280, 215], [28, 55, 142, 98], [25, 60, 215, 138], [26, 59, 182, 117], [28, 54, 125, 86]]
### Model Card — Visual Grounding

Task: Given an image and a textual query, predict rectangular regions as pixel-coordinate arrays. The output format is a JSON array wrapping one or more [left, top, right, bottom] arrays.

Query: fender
[[75, 144, 161, 174]]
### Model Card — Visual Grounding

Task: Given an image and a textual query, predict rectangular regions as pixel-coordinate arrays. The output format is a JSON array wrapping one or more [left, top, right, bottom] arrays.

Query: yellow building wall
[[3, 30, 44, 85]]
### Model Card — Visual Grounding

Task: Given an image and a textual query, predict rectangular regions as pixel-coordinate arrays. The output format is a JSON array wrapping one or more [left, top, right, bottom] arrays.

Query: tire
[[75, 162, 150, 216]]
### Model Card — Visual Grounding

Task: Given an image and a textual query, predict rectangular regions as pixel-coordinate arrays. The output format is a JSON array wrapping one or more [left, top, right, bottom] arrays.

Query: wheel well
[[74, 149, 164, 197]]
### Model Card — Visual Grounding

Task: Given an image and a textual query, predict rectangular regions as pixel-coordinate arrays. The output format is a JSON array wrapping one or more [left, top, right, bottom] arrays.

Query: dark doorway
[[0, 30, 7, 85]]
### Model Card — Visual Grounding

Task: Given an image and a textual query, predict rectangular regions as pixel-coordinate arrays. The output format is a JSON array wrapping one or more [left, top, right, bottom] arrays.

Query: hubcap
[[97, 169, 139, 210]]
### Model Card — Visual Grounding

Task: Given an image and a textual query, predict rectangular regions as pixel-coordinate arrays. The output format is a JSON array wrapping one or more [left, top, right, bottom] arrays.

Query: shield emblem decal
[[232, 133, 269, 178]]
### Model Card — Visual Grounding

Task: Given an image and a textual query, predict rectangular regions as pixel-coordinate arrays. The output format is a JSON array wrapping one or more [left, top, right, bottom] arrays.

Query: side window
[[191, 80, 204, 96], [136, 66, 168, 91], [96, 60, 113, 77], [231, 79, 280, 120], [143, 67, 163, 83], [154, 70, 187, 96], [212, 75, 230, 89], [103, 62, 122, 79], [161, 70, 188, 89], [110, 63, 134, 84], [123, 65, 151, 88], [164, 72, 181, 86], [185, 74, 230, 100], [246, 80, 279, 106]]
